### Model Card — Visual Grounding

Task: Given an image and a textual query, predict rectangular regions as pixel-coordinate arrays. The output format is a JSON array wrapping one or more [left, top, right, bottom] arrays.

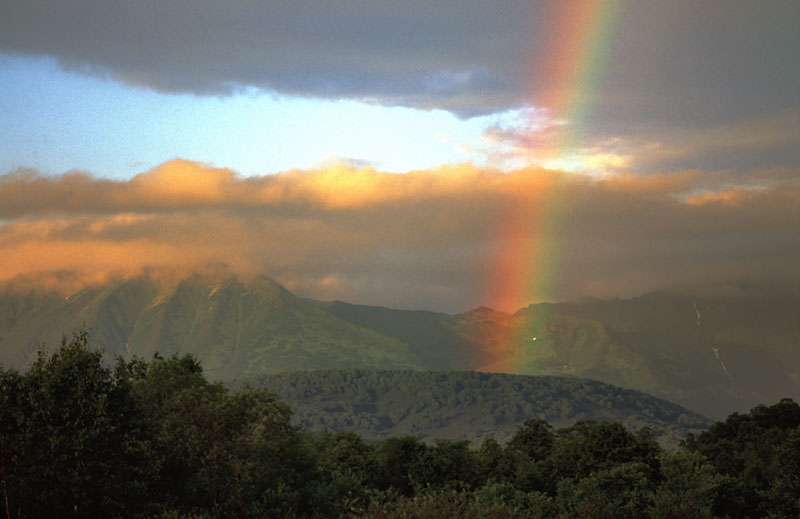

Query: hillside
[[0, 275, 422, 379], [546, 292, 800, 416], [249, 369, 712, 448], [318, 292, 800, 419], [1, 274, 797, 418]]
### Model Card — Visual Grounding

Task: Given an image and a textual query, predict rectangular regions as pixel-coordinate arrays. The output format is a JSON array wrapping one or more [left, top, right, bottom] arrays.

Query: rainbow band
[[483, 0, 623, 370], [542, 0, 623, 153]]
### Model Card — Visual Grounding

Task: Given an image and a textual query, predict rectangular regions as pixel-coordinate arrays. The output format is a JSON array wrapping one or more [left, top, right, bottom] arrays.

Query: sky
[[1, 0, 799, 312]]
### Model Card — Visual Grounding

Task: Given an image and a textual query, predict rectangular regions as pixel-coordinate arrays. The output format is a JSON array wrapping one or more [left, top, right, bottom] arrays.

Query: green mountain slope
[[549, 292, 800, 412], [313, 301, 489, 369], [501, 294, 800, 418], [0, 275, 423, 379], [249, 369, 712, 448], [1, 275, 797, 419], [318, 293, 800, 419]]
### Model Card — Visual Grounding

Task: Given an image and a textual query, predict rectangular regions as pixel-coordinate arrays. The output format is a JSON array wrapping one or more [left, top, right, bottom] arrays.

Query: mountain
[[248, 369, 712, 449], [1, 274, 797, 419], [0, 275, 422, 379], [319, 292, 800, 419], [307, 301, 494, 370]]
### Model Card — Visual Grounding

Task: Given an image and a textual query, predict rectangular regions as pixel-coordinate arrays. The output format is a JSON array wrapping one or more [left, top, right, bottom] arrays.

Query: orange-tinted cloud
[[1, 160, 798, 312]]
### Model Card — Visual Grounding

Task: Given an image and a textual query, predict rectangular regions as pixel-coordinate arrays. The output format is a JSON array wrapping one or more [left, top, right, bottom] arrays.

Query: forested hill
[[249, 370, 712, 448], [317, 291, 800, 419], [2, 274, 797, 419], [3, 334, 799, 517]]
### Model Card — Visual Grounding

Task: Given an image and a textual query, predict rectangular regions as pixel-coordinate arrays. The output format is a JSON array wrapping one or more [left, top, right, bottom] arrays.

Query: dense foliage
[[1, 334, 799, 518], [252, 369, 710, 448]]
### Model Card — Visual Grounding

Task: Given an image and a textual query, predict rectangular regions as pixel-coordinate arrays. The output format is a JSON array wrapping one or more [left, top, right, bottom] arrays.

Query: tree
[[508, 419, 554, 462], [374, 436, 427, 496], [684, 398, 800, 517], [127, 353, 321, 518], [556, 462, 655, 519], [1, 330, 155, 518], [414, 439, 480, 491], [0, 366, 23, 519], [551, 421, 660, 483], [1, 332, 329, 518], [476, 436, 516, 484], [314, 430, 378, 514], [650, 450, 723, 519]]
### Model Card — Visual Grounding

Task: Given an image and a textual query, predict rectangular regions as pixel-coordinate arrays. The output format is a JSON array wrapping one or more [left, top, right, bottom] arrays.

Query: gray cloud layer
[[1, 0, 797, 126], [0, 0, 533, 116], [1, 160, 798, 312]]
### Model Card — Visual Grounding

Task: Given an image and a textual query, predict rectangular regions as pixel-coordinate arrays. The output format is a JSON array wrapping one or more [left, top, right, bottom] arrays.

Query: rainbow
[[482, 0, 623, 370]]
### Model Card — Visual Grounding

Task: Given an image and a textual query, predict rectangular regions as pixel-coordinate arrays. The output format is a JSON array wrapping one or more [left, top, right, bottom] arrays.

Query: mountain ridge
[[0, 274, 424, 379], [1, 273, 797, 419]]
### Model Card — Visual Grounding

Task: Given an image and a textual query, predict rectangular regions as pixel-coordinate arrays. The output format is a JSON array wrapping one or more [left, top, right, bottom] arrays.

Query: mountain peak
[[463, 306, 509, 318]]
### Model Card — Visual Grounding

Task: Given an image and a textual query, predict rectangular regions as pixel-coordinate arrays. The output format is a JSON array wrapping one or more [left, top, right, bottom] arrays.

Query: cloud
[[473, 109, 800, 176], [1, 1, 797, 124], [1, 160, 798, 312], [0, 0, 534, 117], [615, 110, 800, 173]]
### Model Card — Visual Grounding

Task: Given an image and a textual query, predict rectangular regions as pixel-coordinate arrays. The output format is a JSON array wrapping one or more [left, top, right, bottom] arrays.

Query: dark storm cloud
[[1, 1, 797, 124], [0, 0, 536, 116]]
